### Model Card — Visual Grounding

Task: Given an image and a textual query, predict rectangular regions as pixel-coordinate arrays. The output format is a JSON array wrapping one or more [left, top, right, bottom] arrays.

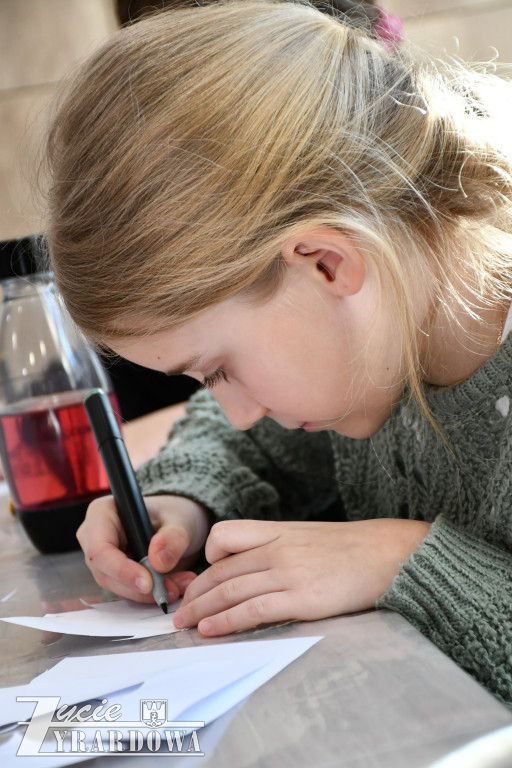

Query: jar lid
[[0, 235, 46, 280]]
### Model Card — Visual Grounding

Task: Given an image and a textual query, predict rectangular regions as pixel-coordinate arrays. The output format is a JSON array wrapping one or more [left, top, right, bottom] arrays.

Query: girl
[[44, 1, 512, 706]]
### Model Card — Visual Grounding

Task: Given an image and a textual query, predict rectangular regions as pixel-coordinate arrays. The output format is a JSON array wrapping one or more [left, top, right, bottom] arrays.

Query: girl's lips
[[301, 422, 316, 431]]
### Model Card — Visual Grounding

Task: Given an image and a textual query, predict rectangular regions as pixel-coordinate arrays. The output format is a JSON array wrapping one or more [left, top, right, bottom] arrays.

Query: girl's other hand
[[76, 494, 211, 604], [174, 518, 431, 635]]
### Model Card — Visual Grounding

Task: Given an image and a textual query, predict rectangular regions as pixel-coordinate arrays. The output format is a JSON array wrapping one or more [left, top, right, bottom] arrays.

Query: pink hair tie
[[374, 6, 404, 49]]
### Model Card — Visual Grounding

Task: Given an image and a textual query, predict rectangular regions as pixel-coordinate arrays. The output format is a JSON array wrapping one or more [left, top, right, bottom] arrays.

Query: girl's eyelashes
[[201, 368, 229, 390]]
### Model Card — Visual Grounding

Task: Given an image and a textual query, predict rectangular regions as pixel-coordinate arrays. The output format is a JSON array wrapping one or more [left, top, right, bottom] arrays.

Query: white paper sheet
[[60, 638, 321, 757], [0, 637, 319, 727], [1, 598, 181, 639], [427, 725, 512, 768], [0, 636, 322, 768]]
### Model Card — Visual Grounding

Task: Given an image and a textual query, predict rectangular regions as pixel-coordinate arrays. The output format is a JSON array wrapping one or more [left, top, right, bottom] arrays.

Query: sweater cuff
[[377, 516, 512, 703]]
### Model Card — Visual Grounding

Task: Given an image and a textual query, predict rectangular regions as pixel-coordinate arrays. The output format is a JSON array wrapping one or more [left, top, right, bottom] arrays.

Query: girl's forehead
[[105, 303, 224, 351], [105, 282, 295, 358]]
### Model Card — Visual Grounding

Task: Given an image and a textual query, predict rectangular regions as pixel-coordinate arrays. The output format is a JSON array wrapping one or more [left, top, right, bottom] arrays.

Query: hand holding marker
[[84, 388, 168, 614]]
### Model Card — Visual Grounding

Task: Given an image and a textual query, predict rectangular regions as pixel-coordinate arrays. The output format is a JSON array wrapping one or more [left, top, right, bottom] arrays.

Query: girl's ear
[[280, 227, 366, 297]]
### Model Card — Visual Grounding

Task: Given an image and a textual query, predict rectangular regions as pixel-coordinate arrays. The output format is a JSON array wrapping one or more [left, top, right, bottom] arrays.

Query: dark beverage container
[[0, 391, 120, 553], [0, 237, 119, 553]]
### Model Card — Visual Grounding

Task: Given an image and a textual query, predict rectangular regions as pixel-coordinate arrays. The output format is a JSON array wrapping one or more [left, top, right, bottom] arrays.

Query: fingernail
[[157, 548, 174, 570], [135, 576, 151, 593], [199, 619, 212, 634]]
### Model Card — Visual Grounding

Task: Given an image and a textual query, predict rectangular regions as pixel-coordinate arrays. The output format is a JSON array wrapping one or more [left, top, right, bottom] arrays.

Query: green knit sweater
[[137, 334, 512, 708]]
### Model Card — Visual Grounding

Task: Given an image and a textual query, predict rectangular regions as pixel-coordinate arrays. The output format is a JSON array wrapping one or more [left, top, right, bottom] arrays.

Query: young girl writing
[[44, 1, 512, 706]]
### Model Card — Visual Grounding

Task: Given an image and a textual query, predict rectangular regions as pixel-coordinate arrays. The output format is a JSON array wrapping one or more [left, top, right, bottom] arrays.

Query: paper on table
[[55, 636, 322, 757], [1, 598, 181, 639], [171, 636, 322, 727], [0, 636, 322, 728], [0, 636, 322, 768], [90, 636, 322, 723]]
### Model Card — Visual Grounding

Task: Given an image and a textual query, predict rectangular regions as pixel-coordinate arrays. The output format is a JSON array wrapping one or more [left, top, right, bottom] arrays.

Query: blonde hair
[[44, 0, 512, 409]]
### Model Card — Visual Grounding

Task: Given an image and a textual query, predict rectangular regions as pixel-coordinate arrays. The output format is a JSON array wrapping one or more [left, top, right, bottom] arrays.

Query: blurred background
[[1, 0, 512, 242]]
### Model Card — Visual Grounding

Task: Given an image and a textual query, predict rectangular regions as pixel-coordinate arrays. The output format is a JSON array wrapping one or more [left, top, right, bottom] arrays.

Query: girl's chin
[[299, 415, 389, 439]]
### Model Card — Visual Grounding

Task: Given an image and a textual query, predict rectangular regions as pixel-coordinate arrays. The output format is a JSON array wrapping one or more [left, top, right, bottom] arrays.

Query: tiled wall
[[1, 0, 511, 241]]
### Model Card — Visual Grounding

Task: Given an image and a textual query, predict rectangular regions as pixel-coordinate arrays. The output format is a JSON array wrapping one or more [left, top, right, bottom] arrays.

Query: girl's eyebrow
[[164, 355, 204, 377]]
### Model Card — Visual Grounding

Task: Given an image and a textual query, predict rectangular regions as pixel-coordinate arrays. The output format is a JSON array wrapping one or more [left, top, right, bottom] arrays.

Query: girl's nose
[[213, 385, 267, 431]]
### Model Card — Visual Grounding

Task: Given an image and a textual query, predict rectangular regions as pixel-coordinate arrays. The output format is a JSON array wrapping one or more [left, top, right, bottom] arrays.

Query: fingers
[[89, 569, 197, 606], [205, 519, 280, 564], [175, 569, 279, 628], [166, 571, 197, 597], [180, 545, 270, 607], [79, 537, 164, 603], [76, 495, 197, 604], [172, 519, 289, 633], [93, 562, 162, 604], [178, 590, 296, 637], [145, 495, 211, 572], [77, 498, 152, 601], [148, 524, 190, 573], [80, 538, 195, 604]]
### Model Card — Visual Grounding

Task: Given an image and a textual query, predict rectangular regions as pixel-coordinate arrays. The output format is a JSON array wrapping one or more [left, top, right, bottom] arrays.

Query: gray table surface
[[0, 506, 511, 768]]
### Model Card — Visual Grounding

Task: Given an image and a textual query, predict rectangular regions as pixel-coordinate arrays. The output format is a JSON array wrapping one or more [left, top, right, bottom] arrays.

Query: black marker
[[84, 388, 168, 614]]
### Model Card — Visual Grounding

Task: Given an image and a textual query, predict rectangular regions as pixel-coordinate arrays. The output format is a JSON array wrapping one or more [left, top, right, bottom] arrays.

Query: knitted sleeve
[[136, 389, 340, 521], [377, 434, 512, 707]]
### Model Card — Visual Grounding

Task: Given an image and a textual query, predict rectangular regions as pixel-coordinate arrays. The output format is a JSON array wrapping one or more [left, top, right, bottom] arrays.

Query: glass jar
[[0, 240, 118, 553]]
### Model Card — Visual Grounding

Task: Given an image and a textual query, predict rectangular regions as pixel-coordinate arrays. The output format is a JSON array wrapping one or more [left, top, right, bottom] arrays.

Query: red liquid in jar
[[0, 391, 121, 552]]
